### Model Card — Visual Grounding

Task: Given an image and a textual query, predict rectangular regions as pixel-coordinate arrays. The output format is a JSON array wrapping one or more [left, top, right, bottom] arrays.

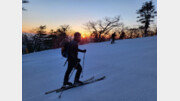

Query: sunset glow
[[22, 0, 157, 34], [82, 35, 85, 38]]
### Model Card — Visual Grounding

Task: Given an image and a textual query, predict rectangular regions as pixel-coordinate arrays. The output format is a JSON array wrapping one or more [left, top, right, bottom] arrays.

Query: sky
[[22, 0, 157, 34]]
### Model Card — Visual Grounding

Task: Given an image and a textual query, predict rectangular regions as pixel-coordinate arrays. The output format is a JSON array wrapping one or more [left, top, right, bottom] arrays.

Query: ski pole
[[59, 90, 64, 98], [81, 53, 86, 78]]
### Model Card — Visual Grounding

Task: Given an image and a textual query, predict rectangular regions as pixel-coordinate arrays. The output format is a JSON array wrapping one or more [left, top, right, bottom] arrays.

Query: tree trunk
[[144, 28, 147, 37], [98, 34, 101, 42], [144, 21, 149, 37]]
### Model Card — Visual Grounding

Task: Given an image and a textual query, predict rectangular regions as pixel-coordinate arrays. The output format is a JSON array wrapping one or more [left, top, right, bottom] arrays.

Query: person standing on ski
[[63, 32, 86, 86], [111, 32, 116, 44]]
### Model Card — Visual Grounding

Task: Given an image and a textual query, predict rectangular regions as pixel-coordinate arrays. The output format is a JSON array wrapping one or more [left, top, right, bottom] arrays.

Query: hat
[[74, 32, 81, 38]]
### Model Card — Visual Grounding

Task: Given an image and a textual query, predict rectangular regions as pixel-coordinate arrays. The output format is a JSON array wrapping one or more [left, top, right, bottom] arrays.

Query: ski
[[45, 76, 94, 95], [56, 76, 106, 93]]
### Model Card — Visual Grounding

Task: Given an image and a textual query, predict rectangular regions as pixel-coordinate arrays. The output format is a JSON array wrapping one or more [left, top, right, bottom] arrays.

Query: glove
[[83, 49, 86, 53], [76, 59, 81, 62]]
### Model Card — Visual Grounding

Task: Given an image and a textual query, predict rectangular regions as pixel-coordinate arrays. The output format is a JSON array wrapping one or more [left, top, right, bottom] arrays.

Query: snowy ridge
[[23, 36, 157, 101]]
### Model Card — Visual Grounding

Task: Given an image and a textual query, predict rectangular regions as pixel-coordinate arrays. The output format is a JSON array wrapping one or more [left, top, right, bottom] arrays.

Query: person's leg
[[74, 63, 82, 82], [63, 62, 73, 85], [112, 38, 115, 43]]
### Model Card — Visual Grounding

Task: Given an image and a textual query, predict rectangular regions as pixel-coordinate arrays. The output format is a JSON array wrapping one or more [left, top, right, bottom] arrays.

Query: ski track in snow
[[23, 36, 157, 101]]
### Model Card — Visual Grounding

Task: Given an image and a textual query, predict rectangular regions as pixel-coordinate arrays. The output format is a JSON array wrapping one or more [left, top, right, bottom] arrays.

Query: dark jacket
[[68, 40, 79, 62]]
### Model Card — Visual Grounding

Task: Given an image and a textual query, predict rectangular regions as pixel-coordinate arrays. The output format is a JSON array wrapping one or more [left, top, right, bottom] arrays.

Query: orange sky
[[22, 0, 157, 37]]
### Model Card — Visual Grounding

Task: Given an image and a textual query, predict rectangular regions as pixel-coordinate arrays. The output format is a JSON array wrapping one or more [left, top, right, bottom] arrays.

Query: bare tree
[[33, 25, 46, 51], [22, 0, 29, 11], [36, 25, 46, 35], [56, 25, 70, 35], [129, 28, 139, 38], [85, 16, 122, 41], [54, 25, 71, 48], [55, 25, 70, 39], [136, 1, 157, 37], [50, 29, 55, 35]]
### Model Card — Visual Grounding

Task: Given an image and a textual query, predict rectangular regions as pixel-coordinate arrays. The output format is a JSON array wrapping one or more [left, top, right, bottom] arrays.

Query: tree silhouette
[[50, 29, 55, 35], [22, 0, 29, 11], [56, 25, 70, 35], [54, 25, 70, 48], [119, 30, 126, 39], [36, 25, 46, 35], [136, 1, 157, 37], [85, 16, 122, 42], [33, 25, 46, 51]]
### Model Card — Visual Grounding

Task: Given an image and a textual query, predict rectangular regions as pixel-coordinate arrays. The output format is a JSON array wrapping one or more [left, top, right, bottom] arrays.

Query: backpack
[[61, 38, 71, 58]]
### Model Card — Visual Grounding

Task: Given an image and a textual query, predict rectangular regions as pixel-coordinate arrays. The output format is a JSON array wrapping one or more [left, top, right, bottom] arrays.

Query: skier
[[120, 31, 125, 39], [111, 32, 116, 44], [63, 32, 86, 86]]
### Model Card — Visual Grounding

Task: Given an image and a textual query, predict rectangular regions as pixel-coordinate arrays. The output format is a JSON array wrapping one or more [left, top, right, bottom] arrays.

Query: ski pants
[[63, 61, 82, 84], [111, 38, 115, 44]]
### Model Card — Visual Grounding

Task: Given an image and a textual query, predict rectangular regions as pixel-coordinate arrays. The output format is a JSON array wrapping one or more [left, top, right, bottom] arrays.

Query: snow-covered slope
[[23, 36, 157, 101]]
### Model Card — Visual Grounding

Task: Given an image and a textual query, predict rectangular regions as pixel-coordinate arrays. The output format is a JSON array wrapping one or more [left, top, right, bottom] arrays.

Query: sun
[[82, 35, 85, 38], [81, 33, 86, 38]]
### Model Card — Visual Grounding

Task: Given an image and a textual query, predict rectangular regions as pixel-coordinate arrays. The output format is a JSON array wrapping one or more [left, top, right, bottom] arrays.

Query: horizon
[[22, 0, 157, 35]]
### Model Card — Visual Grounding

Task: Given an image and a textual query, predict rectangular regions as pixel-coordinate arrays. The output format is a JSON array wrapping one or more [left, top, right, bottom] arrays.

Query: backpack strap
[[63, 59, 68, 66]]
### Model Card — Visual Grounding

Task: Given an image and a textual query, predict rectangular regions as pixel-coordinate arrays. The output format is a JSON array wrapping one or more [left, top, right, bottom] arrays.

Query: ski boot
[[74, 80, 83, 86], [63, 82, 73, 87]]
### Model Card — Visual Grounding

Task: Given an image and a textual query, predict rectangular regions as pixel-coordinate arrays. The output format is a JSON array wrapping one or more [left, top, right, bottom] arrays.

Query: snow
[[23, 36, 157, 101]]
